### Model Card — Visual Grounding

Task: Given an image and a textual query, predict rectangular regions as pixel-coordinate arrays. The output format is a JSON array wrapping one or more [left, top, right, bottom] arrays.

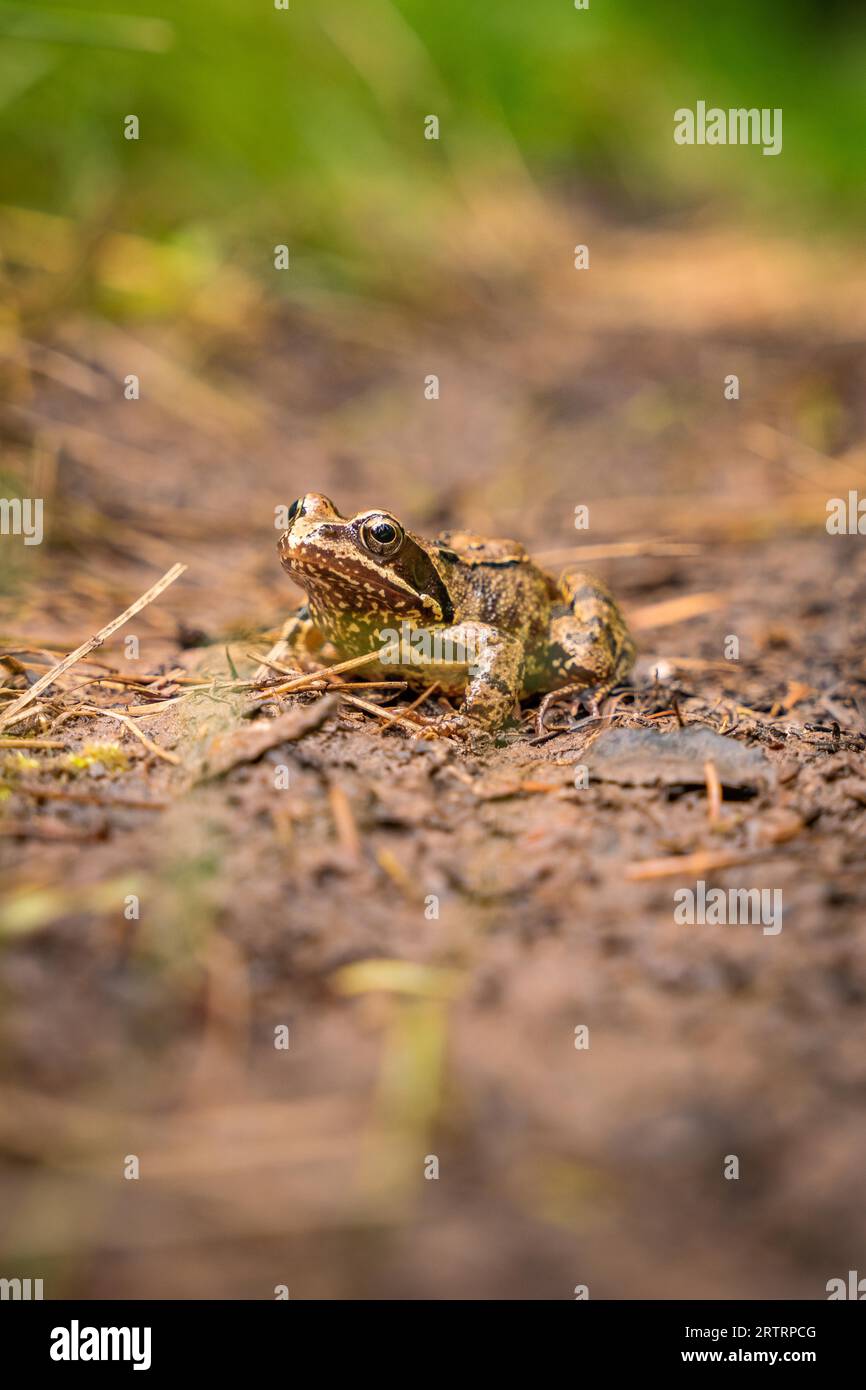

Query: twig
[[0, 564, 187, 730]]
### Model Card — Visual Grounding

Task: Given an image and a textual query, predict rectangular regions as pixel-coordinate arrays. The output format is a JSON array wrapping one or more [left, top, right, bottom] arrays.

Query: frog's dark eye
[[360, 515, 404, 558], [286, 498, 302, 524]]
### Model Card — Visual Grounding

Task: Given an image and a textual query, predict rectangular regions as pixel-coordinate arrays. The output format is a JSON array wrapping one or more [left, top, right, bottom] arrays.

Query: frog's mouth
[[279, 520, 454, 624], [285, 546, 448, 621]]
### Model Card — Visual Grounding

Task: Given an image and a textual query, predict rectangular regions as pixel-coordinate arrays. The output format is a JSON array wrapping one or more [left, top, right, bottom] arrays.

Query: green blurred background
[[2, 0, 865, 308]]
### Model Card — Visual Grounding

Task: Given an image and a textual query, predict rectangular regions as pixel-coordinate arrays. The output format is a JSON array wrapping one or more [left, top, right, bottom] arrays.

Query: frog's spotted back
[[436, 532, 529, 567]]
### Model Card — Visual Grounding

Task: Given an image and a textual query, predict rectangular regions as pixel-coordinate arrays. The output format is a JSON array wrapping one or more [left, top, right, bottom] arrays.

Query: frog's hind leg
[[538, 570, 635, 732]]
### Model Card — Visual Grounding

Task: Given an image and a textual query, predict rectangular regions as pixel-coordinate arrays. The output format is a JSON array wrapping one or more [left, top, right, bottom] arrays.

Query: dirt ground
[[1, 215, 865, 1299]]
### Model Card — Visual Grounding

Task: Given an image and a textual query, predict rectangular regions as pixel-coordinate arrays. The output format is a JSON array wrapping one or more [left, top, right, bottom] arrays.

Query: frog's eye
[[286, 498, 302, 524], [360, 515, 404, 558]]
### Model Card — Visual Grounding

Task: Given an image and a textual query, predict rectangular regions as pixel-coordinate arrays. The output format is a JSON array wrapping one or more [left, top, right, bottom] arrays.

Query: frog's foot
[[414, 622, 523, 747], [535, 683, 603, 737], [424, 709, 495, 751]]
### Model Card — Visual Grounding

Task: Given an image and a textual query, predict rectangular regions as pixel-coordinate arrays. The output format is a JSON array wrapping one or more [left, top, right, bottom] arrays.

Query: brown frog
[[277, 494, 635, 740]]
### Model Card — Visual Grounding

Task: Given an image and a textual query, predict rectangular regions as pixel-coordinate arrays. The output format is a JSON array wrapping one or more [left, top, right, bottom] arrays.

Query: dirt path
[[1, 223, 865, 1297]]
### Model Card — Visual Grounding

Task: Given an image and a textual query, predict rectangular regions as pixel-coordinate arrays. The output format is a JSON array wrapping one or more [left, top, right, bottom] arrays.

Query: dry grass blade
[[0, 737, 67, 749], [0, 819, 101, 841], [338, 690, 428, 733], [251, 616, 297, 682], [329, 784, 362, 863], [262, 647, 389, 696], [630, 592, 725, 631], [534, 540, 702, 565], [78, 705, 181, 765], [12, 784, 168, 810], [625, 848, 770, 881], [704, 759, 723, 823], [0, 563, 187, 730], [377, 681, 440, 732], [118, 695, 193, 717]]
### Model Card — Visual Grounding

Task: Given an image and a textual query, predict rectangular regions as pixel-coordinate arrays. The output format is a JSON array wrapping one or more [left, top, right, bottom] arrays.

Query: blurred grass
[[1, 0, 865, 309]]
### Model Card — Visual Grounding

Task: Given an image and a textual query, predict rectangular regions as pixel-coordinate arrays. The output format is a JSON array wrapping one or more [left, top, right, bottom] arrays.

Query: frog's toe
[[535, 683, 604, 736], [426, 709, 494, 751]]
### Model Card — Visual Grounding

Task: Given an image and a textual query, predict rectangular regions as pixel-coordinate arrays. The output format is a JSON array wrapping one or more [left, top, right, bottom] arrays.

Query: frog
[[277, 493, 635, 742]]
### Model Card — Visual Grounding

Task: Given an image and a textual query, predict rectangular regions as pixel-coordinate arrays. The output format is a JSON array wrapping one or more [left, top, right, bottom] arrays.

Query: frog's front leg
[[280, 604, 324, 656], [543, 569, 635, 711], [255, 605, 323, 680], [428, 622, 525, 741]]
